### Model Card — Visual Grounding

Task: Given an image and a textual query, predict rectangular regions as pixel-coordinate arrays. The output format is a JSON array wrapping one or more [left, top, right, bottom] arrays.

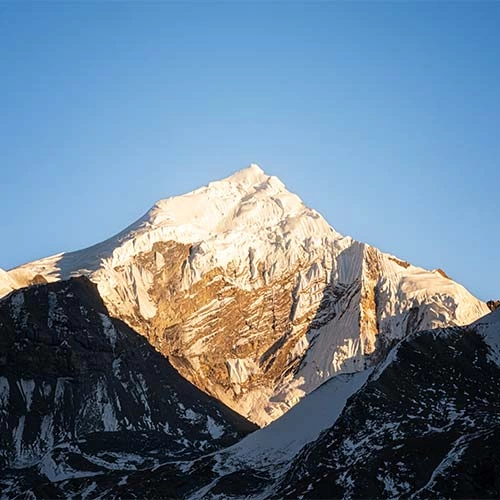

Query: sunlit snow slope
[[4, 164, 489, 425]]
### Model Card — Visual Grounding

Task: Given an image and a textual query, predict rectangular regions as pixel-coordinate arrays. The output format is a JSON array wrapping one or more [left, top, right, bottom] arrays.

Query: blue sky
[[1, 2, 499, 300]]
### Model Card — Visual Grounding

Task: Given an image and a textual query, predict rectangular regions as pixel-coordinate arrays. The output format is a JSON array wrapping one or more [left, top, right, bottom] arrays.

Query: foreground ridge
[[0, 277, 256, 496], [9, 307, 499, 498]]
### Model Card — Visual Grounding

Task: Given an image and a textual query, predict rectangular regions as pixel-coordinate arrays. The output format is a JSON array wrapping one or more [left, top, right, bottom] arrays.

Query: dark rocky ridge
[[0, 277, 256, 496], [278, 323, 500, 499], [45, 310, 500, 499], [488, 300, 500, 311]]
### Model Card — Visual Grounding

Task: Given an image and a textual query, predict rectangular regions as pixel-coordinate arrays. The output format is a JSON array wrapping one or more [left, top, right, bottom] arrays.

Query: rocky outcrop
[[488, 300, 500, 311]]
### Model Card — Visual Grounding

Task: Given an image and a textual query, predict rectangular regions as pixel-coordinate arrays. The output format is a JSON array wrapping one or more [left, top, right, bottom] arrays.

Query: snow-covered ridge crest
[[3, 164, 491, 425], [7, 164, 343, 327], [0, 267, 19, 298], [7, 164, 338, 291]]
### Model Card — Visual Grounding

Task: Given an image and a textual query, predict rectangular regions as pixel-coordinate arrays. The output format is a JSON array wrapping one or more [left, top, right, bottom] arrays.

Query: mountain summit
[[2, 165, 489, 425]]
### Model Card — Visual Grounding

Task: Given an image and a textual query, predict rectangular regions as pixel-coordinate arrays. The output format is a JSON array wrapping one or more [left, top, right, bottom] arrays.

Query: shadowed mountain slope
[[0, 277, 256, 497]]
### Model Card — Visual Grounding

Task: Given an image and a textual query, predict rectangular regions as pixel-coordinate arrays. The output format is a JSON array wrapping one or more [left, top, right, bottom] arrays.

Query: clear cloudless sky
[[0, 1, 499, 300]]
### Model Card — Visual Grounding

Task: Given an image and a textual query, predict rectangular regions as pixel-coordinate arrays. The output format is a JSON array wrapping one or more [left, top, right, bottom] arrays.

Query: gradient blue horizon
[[1, 2, 499, 301]]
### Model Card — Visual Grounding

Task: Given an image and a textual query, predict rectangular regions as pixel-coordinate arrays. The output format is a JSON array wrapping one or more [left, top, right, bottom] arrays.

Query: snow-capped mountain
[[0, 277, 256, 496], [3, 164, 489, 425]]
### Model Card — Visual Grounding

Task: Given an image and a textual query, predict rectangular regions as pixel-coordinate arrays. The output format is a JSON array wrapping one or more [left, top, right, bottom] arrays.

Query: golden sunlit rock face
[[358, 246, 380, 356], [102, 240, 327, 425], [93, 238, 488, 426]]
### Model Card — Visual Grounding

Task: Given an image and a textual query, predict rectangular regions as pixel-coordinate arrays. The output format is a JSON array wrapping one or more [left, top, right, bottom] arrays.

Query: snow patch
[[10, 291, 25, 323], [97, 379, 119, 432], [0, 376, 9, 408], [39, 450, 98, 482], [99, 313, 118, 349], [206, 416, 225, 439], [13, 415, 25, 460], [18, 379, 36, 412], [184, 408, 202, 423], [217, 369, 372, 472], [54, 378, 66, 407], [225, 358, 258, 385]]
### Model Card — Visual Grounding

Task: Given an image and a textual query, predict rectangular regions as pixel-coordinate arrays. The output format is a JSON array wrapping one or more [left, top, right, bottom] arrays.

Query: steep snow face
[[0, 268, 16, 298], [215, 369, 373, 474], [473, 308, 500, 366], [5, 165, 490, 425]]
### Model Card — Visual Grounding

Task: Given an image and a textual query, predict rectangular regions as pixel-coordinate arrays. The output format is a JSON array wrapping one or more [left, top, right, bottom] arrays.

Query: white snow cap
[[226, 163, 266, 182]]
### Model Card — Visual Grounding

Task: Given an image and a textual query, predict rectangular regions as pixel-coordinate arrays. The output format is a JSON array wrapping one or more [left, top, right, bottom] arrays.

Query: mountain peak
[[209, 163, 270, 191], [236, 163, 265, 177], [246, 162, 265, 174], [150, 164, 279, 217], [147, 163, 295, 233], [2, 163, 490, 427]]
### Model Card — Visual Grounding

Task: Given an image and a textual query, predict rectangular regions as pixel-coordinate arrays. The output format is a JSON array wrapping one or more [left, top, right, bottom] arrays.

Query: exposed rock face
[[488, 300, 500, 311], [4, 165, 490, 425], [0, 277, 256, 489]]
